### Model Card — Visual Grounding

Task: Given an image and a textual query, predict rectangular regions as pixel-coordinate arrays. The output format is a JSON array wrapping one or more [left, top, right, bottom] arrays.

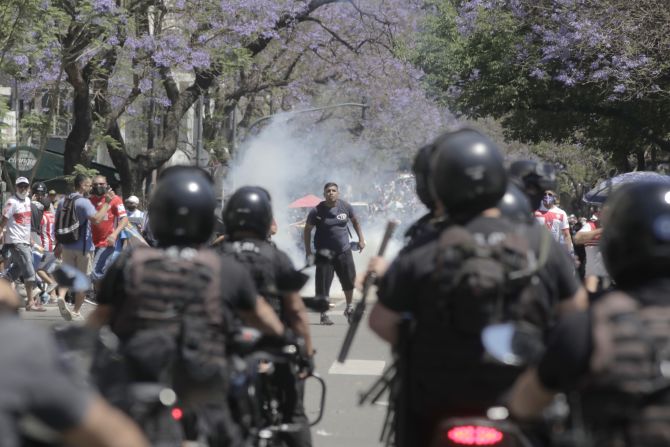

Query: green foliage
[[416, 0, 670, 172], [64, 163, 99, 185]]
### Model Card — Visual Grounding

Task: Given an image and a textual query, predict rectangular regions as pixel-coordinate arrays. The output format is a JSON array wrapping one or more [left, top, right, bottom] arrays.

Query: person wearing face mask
[[534, 189, 574, 255], [55, 174, 115, 321], [89, 175, 128, 293], [0, 177, 42, 311], [124, 195, 144, 231]]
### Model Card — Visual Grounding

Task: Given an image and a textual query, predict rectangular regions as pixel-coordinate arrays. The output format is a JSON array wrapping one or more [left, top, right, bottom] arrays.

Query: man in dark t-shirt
[[304, 182, 366, 325]]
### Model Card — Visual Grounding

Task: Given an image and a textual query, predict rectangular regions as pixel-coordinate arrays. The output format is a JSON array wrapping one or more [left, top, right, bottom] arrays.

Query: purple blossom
[[92, 0, 115, 13], [139, 78, 152, 93], [12, 55, 29, 66], [613, 84, 626, 93]]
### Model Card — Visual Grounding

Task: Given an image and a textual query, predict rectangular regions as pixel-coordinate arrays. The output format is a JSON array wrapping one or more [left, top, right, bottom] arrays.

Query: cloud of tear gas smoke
[[226, 115, 427, 298]]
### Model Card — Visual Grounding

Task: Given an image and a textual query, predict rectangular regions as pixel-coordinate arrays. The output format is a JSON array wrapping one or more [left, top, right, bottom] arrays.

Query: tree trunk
[[63, 62, 92, 177]]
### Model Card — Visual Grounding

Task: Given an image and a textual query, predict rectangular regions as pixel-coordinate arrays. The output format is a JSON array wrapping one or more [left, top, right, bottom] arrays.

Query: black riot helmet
[[508, 160, 557, 209], [223, 186, 273, 239], [412, 144, 437, 210], [32, 182, 47, 196], [497, 183, 533, 224], [601, 182, 670, 288], [149, 166, 216, 247], [429, 128, 507, 223]]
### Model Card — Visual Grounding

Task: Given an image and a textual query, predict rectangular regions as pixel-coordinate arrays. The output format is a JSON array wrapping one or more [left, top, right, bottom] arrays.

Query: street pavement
[[21, 288, 392, 447]]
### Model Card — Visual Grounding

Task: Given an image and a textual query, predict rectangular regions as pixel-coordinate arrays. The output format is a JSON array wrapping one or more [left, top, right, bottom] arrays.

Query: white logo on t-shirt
[[336, 213, 348, 221]]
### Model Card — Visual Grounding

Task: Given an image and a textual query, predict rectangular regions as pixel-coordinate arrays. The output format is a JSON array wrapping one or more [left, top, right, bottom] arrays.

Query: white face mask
[[15, 191, 26, 200]]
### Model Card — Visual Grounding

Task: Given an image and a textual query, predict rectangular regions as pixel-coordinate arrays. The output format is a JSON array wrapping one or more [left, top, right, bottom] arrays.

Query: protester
[[303, 182, 366, 325], [0, 177, 42, 311], [49, 189, 58, 208], [125, 195, 144, 231], [534, 190, 574, 254], [575, 209, 610, 293], [55, 174, 115, 321], [89, 175, 128, 290]]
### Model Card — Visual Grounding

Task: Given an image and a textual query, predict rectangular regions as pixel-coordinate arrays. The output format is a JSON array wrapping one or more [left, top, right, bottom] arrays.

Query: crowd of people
[[1, 126, 670, 447]]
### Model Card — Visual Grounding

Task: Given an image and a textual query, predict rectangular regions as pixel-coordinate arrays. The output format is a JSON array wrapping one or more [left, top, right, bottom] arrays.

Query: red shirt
[[89, 195, 127, 248], [40, 211, 55, 252]]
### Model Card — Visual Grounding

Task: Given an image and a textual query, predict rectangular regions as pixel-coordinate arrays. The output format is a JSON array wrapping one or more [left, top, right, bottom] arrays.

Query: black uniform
[[96, 246, 258, 447], [537, 279, 670, 446], [378, 216, 580, 445], [220, 238, 312, 447]]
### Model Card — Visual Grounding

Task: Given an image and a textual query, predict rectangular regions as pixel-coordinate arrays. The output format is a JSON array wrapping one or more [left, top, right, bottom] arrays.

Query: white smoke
[[227, 114, 427, 297]]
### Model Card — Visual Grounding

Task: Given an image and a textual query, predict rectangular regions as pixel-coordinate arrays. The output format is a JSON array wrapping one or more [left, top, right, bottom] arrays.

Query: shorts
[[37, 252, 59, 274], [585, 246, 608, 277], [61, 249, 93, 277], [91, 246, 121, 282], [315, 249, 356, 296], [6, 243, 36, 284]]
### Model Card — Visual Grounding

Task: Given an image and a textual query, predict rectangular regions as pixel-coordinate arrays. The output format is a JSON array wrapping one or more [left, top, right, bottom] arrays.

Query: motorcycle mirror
[[482, 323, 543, 367], [52, 264, 91, 293]]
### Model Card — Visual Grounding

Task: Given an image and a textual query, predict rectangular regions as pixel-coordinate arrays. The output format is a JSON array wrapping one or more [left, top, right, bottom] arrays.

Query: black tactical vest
[[408, 222, 549, 414], [581, 291, 670, 446], [111, 247, 229, 400], [220, 239, 284, 319]]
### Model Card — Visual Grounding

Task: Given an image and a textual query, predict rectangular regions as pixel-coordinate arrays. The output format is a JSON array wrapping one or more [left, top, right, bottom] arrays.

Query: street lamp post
[[242, 102, 369, 142]]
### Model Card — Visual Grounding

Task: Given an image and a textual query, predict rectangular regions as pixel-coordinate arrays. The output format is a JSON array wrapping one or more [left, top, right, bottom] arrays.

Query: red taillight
[[171, 407, 183, 421], [446, 425, 504, 446]]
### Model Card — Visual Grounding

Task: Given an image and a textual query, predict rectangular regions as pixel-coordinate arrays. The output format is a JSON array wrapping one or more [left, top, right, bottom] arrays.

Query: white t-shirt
[[2, 195, 32, 244], [534, 204, 569, 243], [127, 209, 145, 230]]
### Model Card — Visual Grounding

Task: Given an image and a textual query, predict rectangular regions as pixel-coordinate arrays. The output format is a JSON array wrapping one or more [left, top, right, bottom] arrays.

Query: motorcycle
[[229, 326, 326, 447]]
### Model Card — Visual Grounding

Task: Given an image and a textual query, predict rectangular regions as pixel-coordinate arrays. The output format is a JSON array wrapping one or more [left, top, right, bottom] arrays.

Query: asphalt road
[[21, 289, 392, 447]]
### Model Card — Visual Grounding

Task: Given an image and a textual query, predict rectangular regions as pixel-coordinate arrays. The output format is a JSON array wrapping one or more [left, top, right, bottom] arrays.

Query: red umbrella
[[288, 194, 322, 208]]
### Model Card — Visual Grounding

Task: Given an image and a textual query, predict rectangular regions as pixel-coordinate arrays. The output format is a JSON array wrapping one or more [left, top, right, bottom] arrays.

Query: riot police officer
[[401, 144, 440, 253], [508, 181, 670, 445], [368, 129, 585, 446], [221, 186, 314, 447], [88, 166, 284, 446]]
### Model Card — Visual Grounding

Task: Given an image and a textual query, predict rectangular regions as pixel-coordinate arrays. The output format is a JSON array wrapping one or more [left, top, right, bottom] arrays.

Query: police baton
[[337, 220, 398, 363]]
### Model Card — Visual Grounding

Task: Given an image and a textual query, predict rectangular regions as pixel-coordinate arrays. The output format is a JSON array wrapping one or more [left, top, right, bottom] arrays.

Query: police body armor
[[408, 223, 545, 414], [104, 246, 230, 404], [221, 239, 285, 319], [582, 291, 670, 447]]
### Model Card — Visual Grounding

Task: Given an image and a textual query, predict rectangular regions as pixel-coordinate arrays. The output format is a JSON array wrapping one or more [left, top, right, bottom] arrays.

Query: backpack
[[432, 225, 548, 334], [55, 195, 82, 244], [221, 240, 283, 317]]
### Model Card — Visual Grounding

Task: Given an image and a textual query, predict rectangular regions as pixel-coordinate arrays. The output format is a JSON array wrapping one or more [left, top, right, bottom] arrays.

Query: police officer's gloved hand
[[299, 354, 315, 377]]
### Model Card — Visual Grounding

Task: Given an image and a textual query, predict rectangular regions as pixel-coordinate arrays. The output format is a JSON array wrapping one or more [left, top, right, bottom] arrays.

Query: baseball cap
[[15, 177, 29, 186], [48, 190, 56, 195], [126, 195, 140, 204]]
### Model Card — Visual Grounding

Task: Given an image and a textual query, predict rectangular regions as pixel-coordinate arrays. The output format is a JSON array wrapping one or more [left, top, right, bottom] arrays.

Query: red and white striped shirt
[[40, 210, 55, 252]]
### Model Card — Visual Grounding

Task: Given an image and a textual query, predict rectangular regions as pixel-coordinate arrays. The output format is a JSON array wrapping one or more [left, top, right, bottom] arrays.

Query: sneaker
[[57, 297, 73, 321], [71, 312, 85, 321], [320, 314, 334, 326], [344, 305, 354, 324]]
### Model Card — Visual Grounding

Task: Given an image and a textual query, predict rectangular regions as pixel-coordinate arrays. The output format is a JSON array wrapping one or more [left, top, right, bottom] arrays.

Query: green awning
[[4, 145, 120, 192]]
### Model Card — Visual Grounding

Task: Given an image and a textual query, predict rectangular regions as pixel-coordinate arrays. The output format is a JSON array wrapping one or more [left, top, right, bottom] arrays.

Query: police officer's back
[[509, 181, 670, 446], [221, 186, 314, 447], [368, 129, 583, 446], [88, 167, 283, 446]]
